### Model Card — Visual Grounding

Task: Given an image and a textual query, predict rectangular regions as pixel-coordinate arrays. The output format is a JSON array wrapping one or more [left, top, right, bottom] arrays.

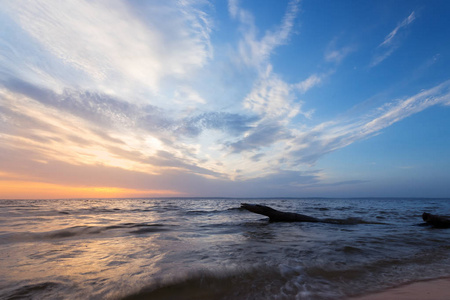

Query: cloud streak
[[288, 80, 450, 165], [371, 11, 416, 67], [380, 12, 416, 47]]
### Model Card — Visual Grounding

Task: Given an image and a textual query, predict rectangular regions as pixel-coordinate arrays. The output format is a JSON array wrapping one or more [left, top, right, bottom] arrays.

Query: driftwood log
[[422, 212, 450, 228], [241, 204, 450, 228], [241, 203, 387, 225], [241, 203, 320, 222]]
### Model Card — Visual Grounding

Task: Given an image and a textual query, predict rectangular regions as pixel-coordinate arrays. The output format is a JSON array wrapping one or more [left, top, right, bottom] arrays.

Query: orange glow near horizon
[[0, 180, 181, 199]]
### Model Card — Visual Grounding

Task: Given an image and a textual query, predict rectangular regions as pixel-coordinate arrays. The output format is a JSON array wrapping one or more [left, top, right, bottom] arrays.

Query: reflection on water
[[1, 198, 450, 299]]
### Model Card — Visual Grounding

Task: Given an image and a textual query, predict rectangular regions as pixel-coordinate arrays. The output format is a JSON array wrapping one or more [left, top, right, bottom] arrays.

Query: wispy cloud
[[380, 12, 416, 47], [224, 0, 312, 159], [295, 74, 324, 94], [324, 37, 356, 64], [228, 121, 291, 153], [371, 11, 416, 67], [230, 0, 300, 68], [325, 47, 354, 63], [228, 0, 239, 19], [0, 0, 213, 106], [0, 82, 259, 181], [288, 80, 450, 165], [229, 0, 318, 125], [243, 66, 299, 119], [6, 77, 447, 185], [360, 81, 450, 133]]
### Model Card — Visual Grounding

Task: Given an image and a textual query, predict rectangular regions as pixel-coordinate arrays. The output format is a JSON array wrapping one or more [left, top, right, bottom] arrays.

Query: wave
[[119, 263, 364, 300], [0, 223, 171, 243], [120, 267, 294, 300], [2, 281, 62, 300], [321, 217, 389, 225], [185, 207, 242, 216]]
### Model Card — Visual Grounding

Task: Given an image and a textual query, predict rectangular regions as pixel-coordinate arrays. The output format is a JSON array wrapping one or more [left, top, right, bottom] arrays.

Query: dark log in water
[[240, 203, 390, 225], [422, 212, 450, 228], [240, 203, 319, 222]]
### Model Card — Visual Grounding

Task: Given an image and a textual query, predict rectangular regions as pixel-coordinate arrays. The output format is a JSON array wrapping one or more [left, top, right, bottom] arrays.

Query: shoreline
[[349, 277, 450, 300]]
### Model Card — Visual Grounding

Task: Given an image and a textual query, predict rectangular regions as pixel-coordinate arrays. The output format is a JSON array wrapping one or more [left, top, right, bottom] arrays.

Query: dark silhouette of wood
[[241, 205, 449, 228], [240, 203, 389, 225], [422, 212, 450, 228], [241, 203, 319, 222]]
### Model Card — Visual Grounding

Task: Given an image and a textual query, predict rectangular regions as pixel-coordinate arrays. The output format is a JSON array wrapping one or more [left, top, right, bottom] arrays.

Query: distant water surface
[[1, 198, 450, 299]]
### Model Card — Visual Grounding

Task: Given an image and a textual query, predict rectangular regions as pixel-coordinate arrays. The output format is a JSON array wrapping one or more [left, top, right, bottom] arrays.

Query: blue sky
[[0, 0, 449, 198]]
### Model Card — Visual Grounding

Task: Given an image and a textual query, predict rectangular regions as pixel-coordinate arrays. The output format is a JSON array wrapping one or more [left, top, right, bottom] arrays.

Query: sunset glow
[[0, 180, 180, 199]]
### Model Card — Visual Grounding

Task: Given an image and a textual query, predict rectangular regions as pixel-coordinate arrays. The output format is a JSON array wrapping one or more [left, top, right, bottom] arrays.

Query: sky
[[1, 0, 450, 199]]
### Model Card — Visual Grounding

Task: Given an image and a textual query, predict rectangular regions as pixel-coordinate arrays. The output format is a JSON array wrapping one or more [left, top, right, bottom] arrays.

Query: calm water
[[1, 198, 450, 300]]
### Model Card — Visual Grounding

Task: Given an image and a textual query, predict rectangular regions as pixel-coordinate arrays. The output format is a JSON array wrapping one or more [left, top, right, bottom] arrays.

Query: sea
[[1, 198, 450, 300]]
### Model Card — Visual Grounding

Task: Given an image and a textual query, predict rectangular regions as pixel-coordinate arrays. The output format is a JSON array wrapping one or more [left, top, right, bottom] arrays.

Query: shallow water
[[1, 198, 450, 299]]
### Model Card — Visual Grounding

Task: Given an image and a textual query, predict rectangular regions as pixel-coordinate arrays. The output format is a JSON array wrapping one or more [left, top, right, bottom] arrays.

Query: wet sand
[[351, 277, 450, 300]]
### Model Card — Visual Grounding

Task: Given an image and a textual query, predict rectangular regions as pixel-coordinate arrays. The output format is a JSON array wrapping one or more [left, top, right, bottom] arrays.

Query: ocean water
[[1, 198, 450, 300]]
